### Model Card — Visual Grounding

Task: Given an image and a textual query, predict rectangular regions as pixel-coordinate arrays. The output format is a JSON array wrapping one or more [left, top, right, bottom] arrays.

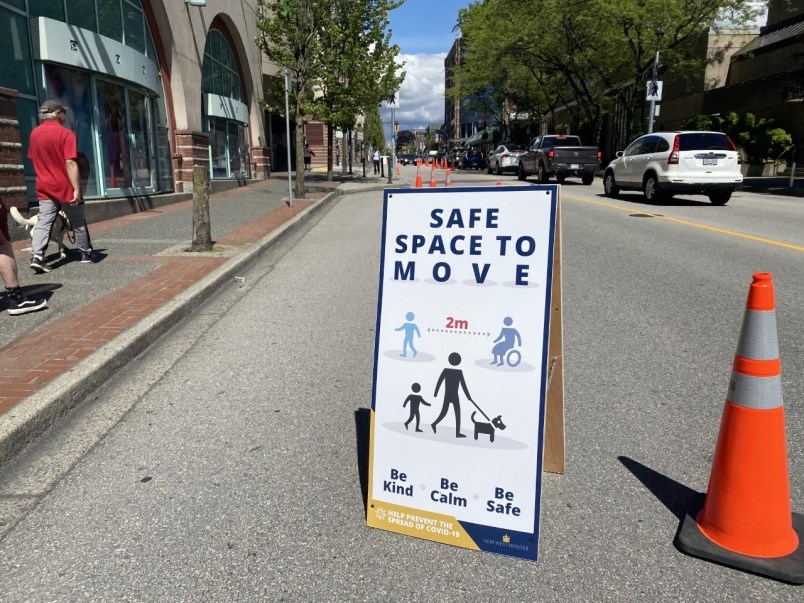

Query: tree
[[454, 0, 764, 145], [312, 0, 404, 180], [363, 104, 385, 152], [257, 0, 327, 199]]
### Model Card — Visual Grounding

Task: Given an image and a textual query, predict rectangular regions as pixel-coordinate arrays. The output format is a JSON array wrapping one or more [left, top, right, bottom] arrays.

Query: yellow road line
[[564, 195, 804, 252]]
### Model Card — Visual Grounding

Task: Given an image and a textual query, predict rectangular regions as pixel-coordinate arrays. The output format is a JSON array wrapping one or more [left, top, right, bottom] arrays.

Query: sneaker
[[30, 256, 51, 273], [80, 249, 93, 264], [7, 294, 48, 315]]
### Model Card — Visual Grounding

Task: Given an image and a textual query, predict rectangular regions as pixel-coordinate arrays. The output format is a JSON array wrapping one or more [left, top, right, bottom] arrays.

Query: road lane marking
[[563, 195, 804, 252]]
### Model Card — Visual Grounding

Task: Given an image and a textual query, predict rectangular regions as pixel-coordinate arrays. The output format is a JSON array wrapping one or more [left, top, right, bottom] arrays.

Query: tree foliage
[[256, 0, 404, 194], [454, 0, 762, 144]]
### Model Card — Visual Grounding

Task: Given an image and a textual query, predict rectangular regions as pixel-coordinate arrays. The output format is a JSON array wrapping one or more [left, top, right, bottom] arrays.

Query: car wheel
[[555, 174, 566, 183], [487, 162, 493, 174], [581, 173, 594, 185], [708, 191, 731, 205], [643, 174, 663, 202], [495, 162, 502, 176], [603, 171, 619, 197], [517, 163, 527, 181], [537, 163, 549, 183]]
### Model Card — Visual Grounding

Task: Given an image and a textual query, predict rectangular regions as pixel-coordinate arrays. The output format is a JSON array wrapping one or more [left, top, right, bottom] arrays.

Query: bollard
[[191, 166, 213, 252]]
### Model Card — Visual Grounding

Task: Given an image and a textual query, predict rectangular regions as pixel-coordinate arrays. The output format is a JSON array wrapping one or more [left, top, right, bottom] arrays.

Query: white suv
[[603, 131, 743, 205]]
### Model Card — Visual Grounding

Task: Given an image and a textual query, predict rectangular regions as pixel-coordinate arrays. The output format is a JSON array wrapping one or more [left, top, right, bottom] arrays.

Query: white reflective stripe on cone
[[727, 371, 784, 410], [736, 310, 779, 361]]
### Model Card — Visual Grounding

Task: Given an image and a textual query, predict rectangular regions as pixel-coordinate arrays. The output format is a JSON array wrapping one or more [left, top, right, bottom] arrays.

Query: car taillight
[[596, 150, 602, 161], [502, 153, 509, 159], [668, 135, 680, 164], [727, 136, 742, 164], [547, 149, 555, 160]]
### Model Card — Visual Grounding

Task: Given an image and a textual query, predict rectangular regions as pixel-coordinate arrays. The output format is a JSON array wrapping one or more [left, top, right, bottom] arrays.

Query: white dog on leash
[[9, 205, 74, 260]]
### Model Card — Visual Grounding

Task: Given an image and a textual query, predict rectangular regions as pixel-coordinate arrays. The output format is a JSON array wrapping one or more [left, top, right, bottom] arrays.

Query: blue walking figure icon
[[491, 316, 522, 367], [395, 311, 421, 358]]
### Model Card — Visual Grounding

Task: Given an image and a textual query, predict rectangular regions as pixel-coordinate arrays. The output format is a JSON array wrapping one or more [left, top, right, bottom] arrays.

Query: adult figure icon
[[491, 316, 521, 366], [432, 352, 474, 438]]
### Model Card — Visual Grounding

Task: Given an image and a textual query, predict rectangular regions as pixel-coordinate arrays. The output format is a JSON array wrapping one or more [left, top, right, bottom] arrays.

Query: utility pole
[[647, 28, 664, 134]]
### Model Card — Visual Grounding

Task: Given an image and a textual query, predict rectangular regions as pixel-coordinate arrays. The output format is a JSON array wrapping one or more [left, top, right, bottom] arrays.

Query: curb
[[0, 184, 389, 467]]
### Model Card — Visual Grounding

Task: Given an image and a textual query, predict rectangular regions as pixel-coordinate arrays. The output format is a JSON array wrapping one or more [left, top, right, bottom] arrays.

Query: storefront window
[[43, 65, 100, 197], [28, 0, 64, 21], [98, 0, 123, 42], [0, 7, 35, 96], [66, 0, 97, 32]]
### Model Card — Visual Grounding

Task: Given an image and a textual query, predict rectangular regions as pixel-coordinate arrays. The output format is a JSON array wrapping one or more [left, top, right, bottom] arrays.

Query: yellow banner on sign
[[367, 409, 478, 549], [366, 498, 479, 550]]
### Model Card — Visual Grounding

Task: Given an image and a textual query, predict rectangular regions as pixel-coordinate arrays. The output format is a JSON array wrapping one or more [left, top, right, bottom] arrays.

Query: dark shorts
[[304, 157, 311, 165], [0, 202, 10, 245]]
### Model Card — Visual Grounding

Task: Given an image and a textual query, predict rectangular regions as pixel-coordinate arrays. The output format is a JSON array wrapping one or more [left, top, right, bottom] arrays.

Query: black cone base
[[676, 493, 804, 584]]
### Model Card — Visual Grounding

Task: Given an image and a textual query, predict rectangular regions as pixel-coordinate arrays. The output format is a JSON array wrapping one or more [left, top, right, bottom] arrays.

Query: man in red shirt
[[27, 99, 93, 273]]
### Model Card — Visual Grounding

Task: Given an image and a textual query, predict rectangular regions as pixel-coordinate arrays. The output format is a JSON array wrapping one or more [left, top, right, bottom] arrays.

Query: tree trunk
[[341, 132, 347, 176], [327, 126, 334, 181], [294, 105, 305, 199]]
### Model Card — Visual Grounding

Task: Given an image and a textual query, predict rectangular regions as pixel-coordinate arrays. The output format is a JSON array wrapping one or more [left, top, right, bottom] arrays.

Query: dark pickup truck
[[517, 134, 601, 184]]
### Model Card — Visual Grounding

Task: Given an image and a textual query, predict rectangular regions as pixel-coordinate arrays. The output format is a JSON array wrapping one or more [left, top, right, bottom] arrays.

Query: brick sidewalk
[[0, 184, 331, 416]]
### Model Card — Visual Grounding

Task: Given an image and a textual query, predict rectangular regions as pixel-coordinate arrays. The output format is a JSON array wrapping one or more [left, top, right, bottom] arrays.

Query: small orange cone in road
[[496, 180, 502, 186], [445, 169, 452, 187], [676, 272, 804, 584], [429, 167, 437, 188], [396, 162, 400, 176], [415, 165, 423, 188]]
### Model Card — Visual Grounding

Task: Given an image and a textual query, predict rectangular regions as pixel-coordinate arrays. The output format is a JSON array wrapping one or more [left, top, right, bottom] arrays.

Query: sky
[[380, 0, 469, 142]]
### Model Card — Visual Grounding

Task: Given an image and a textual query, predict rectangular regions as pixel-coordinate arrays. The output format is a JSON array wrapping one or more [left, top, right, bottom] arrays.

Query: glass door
[[128, 89, 154, 191], [96, 79, 132, 190]]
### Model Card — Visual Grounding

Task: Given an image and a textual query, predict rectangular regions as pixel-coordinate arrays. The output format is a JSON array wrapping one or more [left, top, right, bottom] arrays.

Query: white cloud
[[382, 53, 445, 136]]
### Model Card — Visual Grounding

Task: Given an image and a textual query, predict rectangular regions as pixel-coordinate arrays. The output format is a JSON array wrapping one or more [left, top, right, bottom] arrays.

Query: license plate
[[703, 158, 718, 165], [570, 164, 580, 169]]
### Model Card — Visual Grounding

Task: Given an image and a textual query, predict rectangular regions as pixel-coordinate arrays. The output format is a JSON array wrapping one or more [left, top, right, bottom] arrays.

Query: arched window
[[202, 29, 250, 179]]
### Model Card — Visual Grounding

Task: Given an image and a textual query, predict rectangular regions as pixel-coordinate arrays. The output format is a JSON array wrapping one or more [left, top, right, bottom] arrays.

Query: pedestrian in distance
[[403, 382, 431, 432], [27, 100, 94, 273], [303, 143, 316, 172], [372, 149, 380, 174], [0, 200, 48, 315]]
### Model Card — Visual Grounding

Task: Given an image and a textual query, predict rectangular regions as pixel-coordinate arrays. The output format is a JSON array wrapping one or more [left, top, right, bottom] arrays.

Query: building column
[[0, 87, 27, 222], [251, 146, 270, 179], [174, 130, 211, 193]]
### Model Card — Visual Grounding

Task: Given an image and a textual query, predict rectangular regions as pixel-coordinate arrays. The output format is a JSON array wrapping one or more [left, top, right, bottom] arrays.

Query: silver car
[[487, 144, 527, 175]]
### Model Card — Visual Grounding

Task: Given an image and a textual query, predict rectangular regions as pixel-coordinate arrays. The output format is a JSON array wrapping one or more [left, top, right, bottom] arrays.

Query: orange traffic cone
[[429, 167, 437, 188], [445, 169, 452, 187], [496, 180, 502, 186], [415, 165, 423, 188], [396, 163, 400, 176], [676, 272, 804, 584]]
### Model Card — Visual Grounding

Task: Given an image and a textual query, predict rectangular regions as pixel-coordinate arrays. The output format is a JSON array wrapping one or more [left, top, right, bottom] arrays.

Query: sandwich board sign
[[367, 185, 560, 560]]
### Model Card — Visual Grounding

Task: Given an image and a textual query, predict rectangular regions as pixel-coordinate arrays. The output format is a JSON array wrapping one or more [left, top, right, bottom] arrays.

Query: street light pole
[[388, 106, 395, 185], [283, 68, 293, 207], [648, 27, 664, 134]]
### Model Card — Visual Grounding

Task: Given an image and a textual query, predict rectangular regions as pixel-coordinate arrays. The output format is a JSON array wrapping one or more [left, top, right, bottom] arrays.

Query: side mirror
[[616, 151, 624, 158]]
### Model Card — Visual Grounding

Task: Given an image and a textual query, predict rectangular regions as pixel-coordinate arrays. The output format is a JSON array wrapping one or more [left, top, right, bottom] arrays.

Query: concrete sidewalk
[[0, 172, 402, 466]]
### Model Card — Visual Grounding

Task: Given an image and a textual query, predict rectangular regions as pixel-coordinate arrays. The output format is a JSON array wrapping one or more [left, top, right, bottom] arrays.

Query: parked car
[[518, 134, 600, 184], [460, 149, 486, 170], [487, 144, 527, 175], [603, 131, 743, 205]]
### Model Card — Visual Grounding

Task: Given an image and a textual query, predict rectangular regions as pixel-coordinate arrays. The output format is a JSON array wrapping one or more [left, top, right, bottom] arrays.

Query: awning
[[465, 126, 502, 147]]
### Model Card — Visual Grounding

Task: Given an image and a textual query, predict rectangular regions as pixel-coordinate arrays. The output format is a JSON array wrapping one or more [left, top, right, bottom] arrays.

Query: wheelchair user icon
[[491, 316, 522, 367]]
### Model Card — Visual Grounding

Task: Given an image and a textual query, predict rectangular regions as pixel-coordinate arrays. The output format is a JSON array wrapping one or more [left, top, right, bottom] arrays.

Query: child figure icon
[[403, 383, 431, 432], [395, 311, 421, 358], [491, 316, 522, 367]]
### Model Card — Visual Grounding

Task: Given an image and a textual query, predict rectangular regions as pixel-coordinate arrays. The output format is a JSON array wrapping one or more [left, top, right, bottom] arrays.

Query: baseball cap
[[39, 100, 66, 114]]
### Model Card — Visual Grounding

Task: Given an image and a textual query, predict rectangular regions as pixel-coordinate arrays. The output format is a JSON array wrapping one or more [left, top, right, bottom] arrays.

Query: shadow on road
[[619, 456, 698, 521], [355, 408, 371, 513]]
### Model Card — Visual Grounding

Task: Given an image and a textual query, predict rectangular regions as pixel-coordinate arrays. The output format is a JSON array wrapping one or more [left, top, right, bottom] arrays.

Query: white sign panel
[[646, 80, 663, 102], [367, 186, 558, 561]]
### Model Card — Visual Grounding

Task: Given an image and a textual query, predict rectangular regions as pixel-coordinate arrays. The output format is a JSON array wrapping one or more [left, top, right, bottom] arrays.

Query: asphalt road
[[0, 173, 802, 601]]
